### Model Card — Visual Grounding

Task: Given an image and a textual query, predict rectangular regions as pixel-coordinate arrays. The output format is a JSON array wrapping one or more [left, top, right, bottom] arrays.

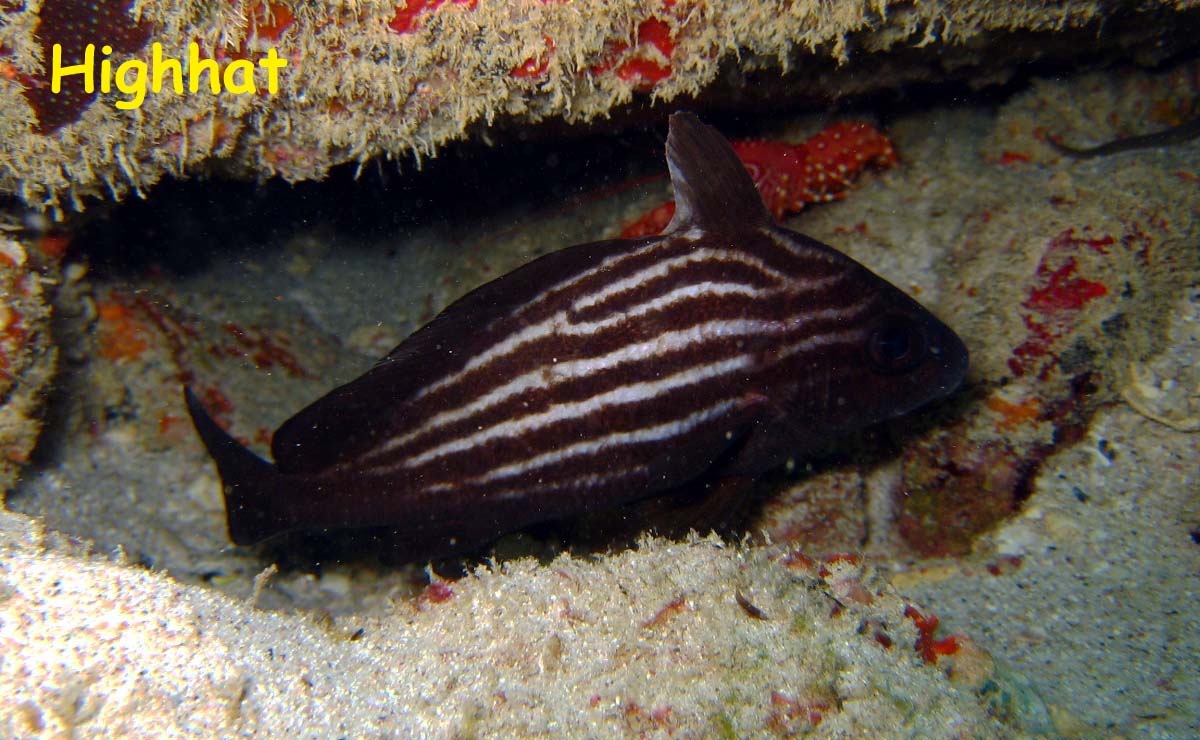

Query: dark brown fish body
[[185, 112, 968, 555]]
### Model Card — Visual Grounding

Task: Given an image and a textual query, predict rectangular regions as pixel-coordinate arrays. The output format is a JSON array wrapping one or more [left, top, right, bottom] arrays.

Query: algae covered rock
[[0, 237, 55, 494], [0, 525, 1040, 738], [1, 0, 1196, 215]]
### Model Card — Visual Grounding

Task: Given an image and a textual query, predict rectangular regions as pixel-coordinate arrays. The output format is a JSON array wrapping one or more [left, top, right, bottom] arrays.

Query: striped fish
[[185, 112, 968, 555]]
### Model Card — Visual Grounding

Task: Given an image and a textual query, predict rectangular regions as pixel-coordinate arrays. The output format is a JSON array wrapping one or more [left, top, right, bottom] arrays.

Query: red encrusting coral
[[24, 0, 154, 134], [1025, 260, 1110, 312], [619, 701, 677, 735], [220, 321, 312, 378], [195, 385, 236, 427], [415, 580, 455, 609], [817, 553, 861, 577], [642, 594, 691, 628], [34, 233, 72, 261], [997, 150, 1032, 165], [985, 555, 1023, 577], [738, 121, 899, 216], [591, 17, 676, 89], [766, 690, 832, 733], [1009, 227, 1113, 378], [985, 394, 1042, 431], [779, 550, 817, 572], [892, 215, 1162, 556], [388, 0, 477, 35], [0, 304, 27, 380], [511, 36, 555, 79], [620, 121, 898, 237], [904, 605, 962, 664], [96, 299, 151, 362], [616, 18, 675, 84], [248, 2, 294, 43]]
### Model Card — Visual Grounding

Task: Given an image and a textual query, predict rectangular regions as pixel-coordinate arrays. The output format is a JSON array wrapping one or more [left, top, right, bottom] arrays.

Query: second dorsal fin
[[664, 112, 772, 233]]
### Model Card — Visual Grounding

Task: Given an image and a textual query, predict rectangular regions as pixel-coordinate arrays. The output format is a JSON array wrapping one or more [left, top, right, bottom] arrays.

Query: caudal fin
[[183, 386, 286, 545]]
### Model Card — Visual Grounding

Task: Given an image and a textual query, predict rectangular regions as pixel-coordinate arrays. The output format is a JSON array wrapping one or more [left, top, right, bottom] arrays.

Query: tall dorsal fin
[[664, 112, 773, 232]]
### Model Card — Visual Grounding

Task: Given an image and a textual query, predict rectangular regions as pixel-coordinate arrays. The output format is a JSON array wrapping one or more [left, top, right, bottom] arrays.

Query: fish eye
[[866, 317, 927, 374]]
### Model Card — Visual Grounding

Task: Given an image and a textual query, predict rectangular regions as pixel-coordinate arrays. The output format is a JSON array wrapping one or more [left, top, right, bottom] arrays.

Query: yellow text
[[51, 42, 288, 111]]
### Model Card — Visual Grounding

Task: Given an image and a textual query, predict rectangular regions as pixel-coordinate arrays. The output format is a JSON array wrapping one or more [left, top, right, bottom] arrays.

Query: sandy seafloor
[[2, 60, 1199, 738]]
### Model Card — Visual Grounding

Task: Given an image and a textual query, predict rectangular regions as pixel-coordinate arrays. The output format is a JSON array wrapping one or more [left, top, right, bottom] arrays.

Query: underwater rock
[[1, 0, 1198, 215], [0, 237, 55, 494], [0, 521, 1033, 738]]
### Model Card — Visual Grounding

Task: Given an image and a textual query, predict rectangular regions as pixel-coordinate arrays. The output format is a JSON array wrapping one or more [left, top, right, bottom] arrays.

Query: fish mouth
[[926, 319, 970, 395]]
